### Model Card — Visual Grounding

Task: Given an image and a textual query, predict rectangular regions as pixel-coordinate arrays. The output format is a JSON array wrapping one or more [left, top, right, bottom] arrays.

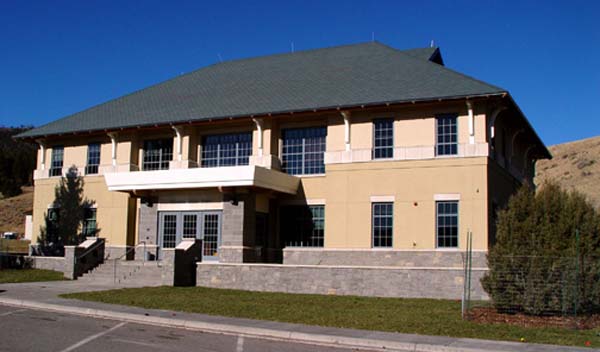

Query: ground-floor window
[[82, 208, 97, 236], [372, 202, 393, 247], [281, 205, 324, 247], [46, 208, 59, 240], [436, 201, 459, 248]]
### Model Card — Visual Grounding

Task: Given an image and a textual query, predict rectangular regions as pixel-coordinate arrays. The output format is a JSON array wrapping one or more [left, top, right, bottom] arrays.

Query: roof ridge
[[375, 42, 506, 93]]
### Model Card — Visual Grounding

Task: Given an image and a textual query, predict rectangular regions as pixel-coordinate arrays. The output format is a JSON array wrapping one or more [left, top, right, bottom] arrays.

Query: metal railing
[[110, 242, 163, 284]]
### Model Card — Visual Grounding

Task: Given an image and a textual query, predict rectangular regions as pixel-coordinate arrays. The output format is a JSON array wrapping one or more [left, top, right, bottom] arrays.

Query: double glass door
[[158, 211, 221, 261]]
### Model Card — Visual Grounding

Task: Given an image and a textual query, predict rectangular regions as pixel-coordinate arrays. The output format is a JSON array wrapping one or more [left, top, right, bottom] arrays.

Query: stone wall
[[283, 249, 487, 268], [29, 256, 65, 273], [197, 263, 488, 300]]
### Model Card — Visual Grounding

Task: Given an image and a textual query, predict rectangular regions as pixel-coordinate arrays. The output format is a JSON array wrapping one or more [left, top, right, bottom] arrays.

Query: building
[[18, 42, 550, 297]]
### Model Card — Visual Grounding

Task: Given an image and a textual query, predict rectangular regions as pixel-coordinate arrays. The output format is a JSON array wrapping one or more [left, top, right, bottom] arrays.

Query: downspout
[[107, 132, 118, 166], [466, 101, 475, 144], [341, 110, 351, 151], [253, 118, 264, 157]]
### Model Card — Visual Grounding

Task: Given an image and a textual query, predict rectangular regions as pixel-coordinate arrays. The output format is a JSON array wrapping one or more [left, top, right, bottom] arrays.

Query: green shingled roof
[[18, 42, 505, 138]]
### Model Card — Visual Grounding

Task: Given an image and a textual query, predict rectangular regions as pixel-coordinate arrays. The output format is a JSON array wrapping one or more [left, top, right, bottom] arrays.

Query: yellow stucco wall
[[291, 157, 489, 250], [32, 175, 134, 247]]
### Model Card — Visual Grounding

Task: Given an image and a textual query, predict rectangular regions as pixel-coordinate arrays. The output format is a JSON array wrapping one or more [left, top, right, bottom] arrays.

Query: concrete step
[[79, 260, 164, 286]]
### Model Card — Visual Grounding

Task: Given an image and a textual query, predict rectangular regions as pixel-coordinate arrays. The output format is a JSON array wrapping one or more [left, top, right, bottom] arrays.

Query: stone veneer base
[[197, 263, 488, 300], [283, 248, 488, 268]]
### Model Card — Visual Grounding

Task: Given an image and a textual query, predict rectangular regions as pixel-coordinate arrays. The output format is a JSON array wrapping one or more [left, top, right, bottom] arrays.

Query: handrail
[[113, 241, 146, 283]]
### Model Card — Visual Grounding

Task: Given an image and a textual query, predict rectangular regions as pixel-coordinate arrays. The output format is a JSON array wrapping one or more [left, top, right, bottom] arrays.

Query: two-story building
[[18, 42, 550, 297]]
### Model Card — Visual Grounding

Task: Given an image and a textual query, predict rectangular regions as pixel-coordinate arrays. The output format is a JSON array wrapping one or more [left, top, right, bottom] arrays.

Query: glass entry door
[[158, 211, 222, 261]]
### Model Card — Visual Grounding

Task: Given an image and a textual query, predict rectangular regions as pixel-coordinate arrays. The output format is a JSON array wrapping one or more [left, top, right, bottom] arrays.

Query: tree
[[481, 182, 600, 315], [37, 166, 97, 255], [0, 126, 36, 198]]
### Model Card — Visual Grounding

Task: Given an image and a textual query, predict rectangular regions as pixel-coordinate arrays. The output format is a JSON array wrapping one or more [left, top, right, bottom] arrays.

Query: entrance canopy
[[104, 165, 299, 194]]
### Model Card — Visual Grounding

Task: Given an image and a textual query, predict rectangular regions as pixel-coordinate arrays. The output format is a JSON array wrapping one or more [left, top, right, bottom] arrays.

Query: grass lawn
[[0, 269, 65, 283], [61, 286, 599, 348]]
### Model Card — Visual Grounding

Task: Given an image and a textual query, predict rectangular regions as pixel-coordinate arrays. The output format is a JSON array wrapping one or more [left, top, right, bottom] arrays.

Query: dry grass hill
[[0, 186, 33, 235], [535, 135, 600, 209]]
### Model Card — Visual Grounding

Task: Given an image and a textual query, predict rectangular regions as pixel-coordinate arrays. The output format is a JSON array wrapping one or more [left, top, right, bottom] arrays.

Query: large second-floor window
[[50, 146, 64, 177], [281, 127, 326, 175], [436, 115, 458, 156], [85, 143, 101, 174], [201, 132, 252, 167], [281, 205, 325, 247], [373, 118, 394, 159], [143, 139, 173, 171]]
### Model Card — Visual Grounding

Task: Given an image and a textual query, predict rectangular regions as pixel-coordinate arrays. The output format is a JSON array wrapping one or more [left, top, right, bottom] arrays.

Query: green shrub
[[481, 182, 600, 316]]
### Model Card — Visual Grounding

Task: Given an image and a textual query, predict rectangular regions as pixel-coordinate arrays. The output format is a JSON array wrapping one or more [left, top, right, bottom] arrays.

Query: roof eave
[[15, 92, 507, 141]]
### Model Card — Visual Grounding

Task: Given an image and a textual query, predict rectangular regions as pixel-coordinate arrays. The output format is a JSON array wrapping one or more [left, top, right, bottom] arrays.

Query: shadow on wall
[[35, 165, 100, 256]]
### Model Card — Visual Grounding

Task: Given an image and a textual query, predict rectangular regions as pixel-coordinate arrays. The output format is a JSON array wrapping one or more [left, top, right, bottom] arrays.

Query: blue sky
[[0, 0, 598, 145]]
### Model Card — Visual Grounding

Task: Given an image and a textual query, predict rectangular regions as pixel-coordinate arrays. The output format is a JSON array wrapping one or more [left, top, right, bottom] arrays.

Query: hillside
[[0, 186, 33, 235], [535, 135, 600, 209]]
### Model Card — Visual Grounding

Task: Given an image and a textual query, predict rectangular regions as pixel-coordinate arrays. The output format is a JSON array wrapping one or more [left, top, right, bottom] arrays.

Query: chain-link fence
[[0, 239, 31, 269], [462, 232, 599, 329]]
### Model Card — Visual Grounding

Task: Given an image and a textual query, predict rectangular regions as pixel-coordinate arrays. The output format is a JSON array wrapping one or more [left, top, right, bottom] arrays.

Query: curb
[[0, 297, 555, 352]]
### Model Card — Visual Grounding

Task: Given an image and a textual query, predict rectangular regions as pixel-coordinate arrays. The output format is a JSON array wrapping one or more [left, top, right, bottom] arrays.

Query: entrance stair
[[78, 260, 164, 287]]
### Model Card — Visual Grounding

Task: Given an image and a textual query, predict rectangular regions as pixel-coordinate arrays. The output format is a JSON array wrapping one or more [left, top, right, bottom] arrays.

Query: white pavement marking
[[0, 309, 27, 317], [236, 336, 244, 352], [58, 322, 127, 352], [111, 338, 161, 349]]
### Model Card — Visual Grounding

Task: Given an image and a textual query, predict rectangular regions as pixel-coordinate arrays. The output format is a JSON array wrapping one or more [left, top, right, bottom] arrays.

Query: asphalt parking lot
[[0, 305, 369, 352]]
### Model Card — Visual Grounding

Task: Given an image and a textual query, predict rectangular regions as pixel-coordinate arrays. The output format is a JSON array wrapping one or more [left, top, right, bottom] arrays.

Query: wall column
[[220, 192, 256, 263]]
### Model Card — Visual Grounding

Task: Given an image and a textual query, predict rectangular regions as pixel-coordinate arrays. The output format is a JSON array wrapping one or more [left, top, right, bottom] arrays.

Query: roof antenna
[[291, 42, 295, 53], [430, 40, 435, 48], [371, 31, 375, 42], [217, 53, 223, 62]]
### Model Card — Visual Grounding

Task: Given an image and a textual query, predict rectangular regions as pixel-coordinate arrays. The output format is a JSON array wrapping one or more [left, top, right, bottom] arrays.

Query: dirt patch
[[467, 307, 600, 330], [0, 186, 33, 235]]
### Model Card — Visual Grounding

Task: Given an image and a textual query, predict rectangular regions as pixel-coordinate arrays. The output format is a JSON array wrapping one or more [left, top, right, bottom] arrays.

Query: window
[[182, 214, 198, 239], [85, 143, 101, 174], [143, 139, 173, 171], [82, 208, 97, 237], [436, 201, 459, 248], [372, 202, 393, 247], [373, 119, 394, 159], [436, 115, 457, 156], [201, 132, 252, 167], [49, 146, 64, 177], [46, 208, 59, 241], [281, 127, 326, 175], [281, 205, 324, 247]]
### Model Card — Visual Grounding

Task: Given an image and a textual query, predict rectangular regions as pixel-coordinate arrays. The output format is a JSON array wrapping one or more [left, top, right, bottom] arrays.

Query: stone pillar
[[160, 239, 202, 286], [137, 201, 158, 260], [161, 248, 176, 285], [63, 246, 78, 280], [220, 193, 256, 263]]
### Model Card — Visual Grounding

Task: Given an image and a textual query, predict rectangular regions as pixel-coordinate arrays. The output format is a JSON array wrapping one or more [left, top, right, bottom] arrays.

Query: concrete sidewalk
[[0, 281, 595, 352]]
